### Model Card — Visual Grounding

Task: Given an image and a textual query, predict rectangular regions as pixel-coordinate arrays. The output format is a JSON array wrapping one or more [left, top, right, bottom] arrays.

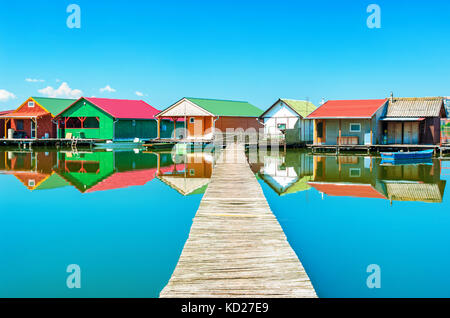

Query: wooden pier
[[0, 138, 105, 149], [160, 143, 316, 298]]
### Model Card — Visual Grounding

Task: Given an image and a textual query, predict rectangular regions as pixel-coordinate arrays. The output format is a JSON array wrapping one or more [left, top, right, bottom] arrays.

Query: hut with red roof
[[0, 110, 13, 138], [54, 97, 182, 140], [307, 99, 388, 146]]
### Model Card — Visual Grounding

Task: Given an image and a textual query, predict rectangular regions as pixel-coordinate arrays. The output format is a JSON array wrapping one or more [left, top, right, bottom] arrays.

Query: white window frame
[[28, 101, 35, 108], [349, 123, 361, 133], [349, 168, 361, 178], [189, 117, 195, 124], [28, 179, 36, 187]]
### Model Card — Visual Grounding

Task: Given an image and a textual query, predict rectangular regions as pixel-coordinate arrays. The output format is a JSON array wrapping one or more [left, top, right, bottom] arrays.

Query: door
[[316, 120, 326, 144], [30, 120, 36, 139], [402, 122, 419, 144], [394, 122, 402, 144]]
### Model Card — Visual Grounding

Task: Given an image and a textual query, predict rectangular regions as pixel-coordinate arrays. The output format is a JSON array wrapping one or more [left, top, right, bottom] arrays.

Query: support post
[[157, 118, 161, 139], [338, 119, 341, 146]]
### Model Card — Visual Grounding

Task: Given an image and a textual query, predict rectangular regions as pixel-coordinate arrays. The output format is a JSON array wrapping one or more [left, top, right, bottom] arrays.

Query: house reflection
[[258, 151, 314, 196], [0, 149, 195, 194], [0, 151, 65, 190], [156, 152, 215, 196], [308, 155, 446, 203]]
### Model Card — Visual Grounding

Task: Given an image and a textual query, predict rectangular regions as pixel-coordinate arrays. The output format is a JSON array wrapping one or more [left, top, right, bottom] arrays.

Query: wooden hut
[[0, 97, 75, 139], [379, 97, 446, 145], [259, 99, 316, 144], [55, 97, 182, 140], [155, 97, 263, 141], [0, 110, 13, 138], [307, 99, 388, 145]]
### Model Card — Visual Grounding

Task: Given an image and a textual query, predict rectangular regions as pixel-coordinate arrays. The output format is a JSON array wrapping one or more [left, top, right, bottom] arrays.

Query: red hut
[[0, 97, 75, 139]]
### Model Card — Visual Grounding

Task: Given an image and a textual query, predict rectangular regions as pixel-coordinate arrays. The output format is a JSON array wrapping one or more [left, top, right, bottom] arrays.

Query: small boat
[[94, 138, 144, 149], [381, 149, 434, 161]]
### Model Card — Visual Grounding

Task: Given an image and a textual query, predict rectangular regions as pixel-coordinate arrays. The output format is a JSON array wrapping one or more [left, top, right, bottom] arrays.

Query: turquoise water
[[256, 150, 450, 298], [1, 148, 449, 297], [0, 150, 209, 297]]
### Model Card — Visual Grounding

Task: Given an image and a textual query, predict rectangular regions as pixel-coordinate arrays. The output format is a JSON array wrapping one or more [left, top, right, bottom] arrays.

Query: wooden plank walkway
[[160, 143, 316, 298]]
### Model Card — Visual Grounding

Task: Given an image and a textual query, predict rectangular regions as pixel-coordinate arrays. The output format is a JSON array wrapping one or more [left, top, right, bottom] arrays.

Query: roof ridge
[[32, 96, 76, 100], [186, 97, 250, 103], [281, 98, 314, 103], [86, 97, 145, 102]]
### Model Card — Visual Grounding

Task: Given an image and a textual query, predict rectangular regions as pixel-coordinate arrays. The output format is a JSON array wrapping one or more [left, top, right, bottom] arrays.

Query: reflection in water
[[2, 148, 450, 297], [309, 156, 445, 203], [0, 149, 212, 297], [157, 152, 216, 196], [255, 150, 450, 297]]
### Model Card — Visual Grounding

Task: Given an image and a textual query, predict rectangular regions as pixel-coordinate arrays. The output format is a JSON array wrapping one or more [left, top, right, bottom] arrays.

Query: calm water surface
[[0, 149, 215, 297], [0, 148, 448, 297], [256, 150, 449, 298]]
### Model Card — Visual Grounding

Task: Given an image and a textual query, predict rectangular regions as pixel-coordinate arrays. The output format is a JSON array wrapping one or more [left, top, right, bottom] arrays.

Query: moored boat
[[381, 149, 434, 161]]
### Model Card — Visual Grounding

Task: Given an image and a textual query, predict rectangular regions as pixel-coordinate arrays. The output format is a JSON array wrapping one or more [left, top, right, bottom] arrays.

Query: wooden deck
[[160, 143, 316, 298]]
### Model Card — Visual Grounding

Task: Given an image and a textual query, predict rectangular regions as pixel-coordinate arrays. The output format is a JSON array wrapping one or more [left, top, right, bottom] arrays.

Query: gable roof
[[57, 97, 161, 119], [85, 169, 157, 193], [307, 99, 387, 119], [308, 182, 387, 199], [170, 97, 262, 117], [385, 97, 445, 118], [260, 99, 316, 119], [32, 97, 77, 116]]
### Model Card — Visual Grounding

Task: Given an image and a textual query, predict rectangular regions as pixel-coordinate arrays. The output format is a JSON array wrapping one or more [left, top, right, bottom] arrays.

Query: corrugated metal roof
[[385, 97, 444, 118], [307, 99, 387, 119]]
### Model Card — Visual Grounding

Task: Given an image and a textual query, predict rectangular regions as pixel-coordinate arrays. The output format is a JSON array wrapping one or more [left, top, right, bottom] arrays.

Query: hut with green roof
[[0, 96, 75, 139], [259, 98, 317, 145], [155, 97, 263, 140]]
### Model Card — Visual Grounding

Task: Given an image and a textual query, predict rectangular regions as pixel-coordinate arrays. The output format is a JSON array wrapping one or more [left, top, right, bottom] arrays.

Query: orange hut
[[0, 97, 75, 139]]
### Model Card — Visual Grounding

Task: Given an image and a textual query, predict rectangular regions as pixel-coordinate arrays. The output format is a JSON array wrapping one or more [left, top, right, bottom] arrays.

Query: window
[[28, 179, 35, 187], [65, 117, 99, 129], [277, 123, 287, 130], [28, 101, 35, 108], [83, 117, 99, 128], [189, 169, 195, 176], [132, 120, 136, 127], [66, 117, 82, 129], [16, 120, 24, 131], [349, 168, 361, 178], [162, 124, 167, 132], [189, 117, 195, 124], [350, 123, 361, 133]]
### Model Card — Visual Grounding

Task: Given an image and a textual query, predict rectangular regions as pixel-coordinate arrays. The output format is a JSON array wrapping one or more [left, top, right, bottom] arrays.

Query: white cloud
[[0, 89, 16, 102], [38, 82, 83, 99], [135, 91, 144, 97], [26, 78, 45, 83], [99, 85, 116, 93]]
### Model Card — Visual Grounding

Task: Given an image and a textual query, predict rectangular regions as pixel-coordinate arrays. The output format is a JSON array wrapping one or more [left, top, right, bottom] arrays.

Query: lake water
[[0, 148, 448, 297]]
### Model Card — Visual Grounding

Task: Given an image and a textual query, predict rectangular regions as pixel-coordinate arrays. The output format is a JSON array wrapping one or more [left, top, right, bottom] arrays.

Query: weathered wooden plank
[[160, 143, 317, 298]]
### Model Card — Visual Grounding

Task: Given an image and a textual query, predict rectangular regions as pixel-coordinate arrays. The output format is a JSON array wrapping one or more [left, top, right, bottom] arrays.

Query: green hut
[[55, 97, 183, 140]]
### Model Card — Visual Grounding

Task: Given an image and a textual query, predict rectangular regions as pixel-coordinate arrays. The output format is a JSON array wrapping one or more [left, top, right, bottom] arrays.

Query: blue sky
[[0, 0, 449, 111]]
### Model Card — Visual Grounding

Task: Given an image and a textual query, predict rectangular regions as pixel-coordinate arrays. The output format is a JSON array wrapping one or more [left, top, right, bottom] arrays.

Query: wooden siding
[[215, 116, 263, 132]]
